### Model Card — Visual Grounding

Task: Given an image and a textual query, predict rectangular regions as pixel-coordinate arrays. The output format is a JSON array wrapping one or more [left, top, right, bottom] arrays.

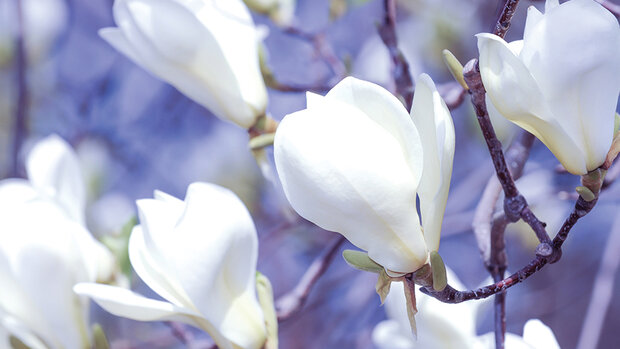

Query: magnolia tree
[[0, 0, 619, 348]]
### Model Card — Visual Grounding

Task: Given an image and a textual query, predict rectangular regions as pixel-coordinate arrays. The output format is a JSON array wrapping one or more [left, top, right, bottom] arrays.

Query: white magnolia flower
[[478, 0, 620, 175], [274, 75, 455, 274], [372, 268, 482, 349], [475, 319, 560, 349], [373, 268, 560, 349], [101, 0, 268, 129], [243, 0, 295, 26], [75, 182, 267, 349], [0, 135, 114, 349], [0, 0, 68, 65]]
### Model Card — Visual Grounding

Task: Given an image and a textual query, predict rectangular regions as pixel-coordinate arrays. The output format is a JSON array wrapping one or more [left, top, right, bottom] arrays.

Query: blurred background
[[0, 0, 619, 348]]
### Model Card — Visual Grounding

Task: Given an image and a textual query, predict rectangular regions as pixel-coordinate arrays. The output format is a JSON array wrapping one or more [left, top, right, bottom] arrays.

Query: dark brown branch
[[377, 0, 414, 111], [10, 0, 28, 178], [493, 0, 521, 38], [420, 196, 597, 302], [276, 236, 346, 321]]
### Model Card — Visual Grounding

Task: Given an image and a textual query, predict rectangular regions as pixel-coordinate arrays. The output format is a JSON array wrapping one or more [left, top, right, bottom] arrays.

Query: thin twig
[[377, 0, 414, 111], [282, 27, 347, 81], [420, 196, 597, 303], [493, 0, 520, 38], [437, 82, 467, 110], [576, 215, 620, 349], [10, 0, 28, 178], [276, 236, 346, 321]]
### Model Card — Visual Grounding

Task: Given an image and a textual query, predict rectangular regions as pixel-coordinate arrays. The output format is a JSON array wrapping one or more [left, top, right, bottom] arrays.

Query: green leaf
[[342, 250, 383, 273], [101, 217, 136, 280], [576, 186, 596, 202], [92, 324, 110, 349], [442, 49, 468, 90], [256, 272, 279, 349], [375, 269, 392, 305], [430, 251, 447, 291]]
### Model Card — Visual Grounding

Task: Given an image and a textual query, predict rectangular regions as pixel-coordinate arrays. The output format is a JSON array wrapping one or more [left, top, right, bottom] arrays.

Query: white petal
[[520, 0, 620, 171], [111, 0, 265, 128], [73, 283, 201, 323], [275, 89, 428, 274], [410, 74, 455, 251], [25, 135, 86, 224], [477, 33, 588, 174], [134, 184, 266, 349], [371, 319, 416, 349], [324, 76, 425, 185], [99, 27, 142, 64], [523, 319, 560, 349]]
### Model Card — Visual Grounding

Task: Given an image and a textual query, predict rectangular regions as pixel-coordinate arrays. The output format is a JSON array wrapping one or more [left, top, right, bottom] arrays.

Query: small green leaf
[[342, 250, 383, 273], [101, 217, 136, 280], [430, 251, 447, 291], [375, 269, 392, 305], [442, 49, 468, 90], [576, 186, 596, 202], [9, 336, 30, 349], [256, 272, 279, 349], [92, 324, 110, 349], [249, 133, 276, 150], [403, 278, 418, 339]]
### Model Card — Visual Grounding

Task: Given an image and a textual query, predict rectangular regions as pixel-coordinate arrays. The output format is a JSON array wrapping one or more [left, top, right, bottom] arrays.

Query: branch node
[[503, 194, 526, 222]]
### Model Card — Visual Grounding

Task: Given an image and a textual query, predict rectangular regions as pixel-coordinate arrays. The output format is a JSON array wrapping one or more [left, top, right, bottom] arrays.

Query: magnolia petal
[[128, 226, 194, 308], [372, 319, 416, 349], [410, 74, 455, 251], [523, 6, 543, 42], [477, 33, 588, 174], [323, 76, 424, 186], [110, 0, 265, 128], [520, 0, 620, 172], [164, 183, 265, 349], [99, 27, 142, 64], [26, 135, 86, 224], [275, 93, 428, 273], [523, 319, 560, 349], [73, 283, 201, 325]]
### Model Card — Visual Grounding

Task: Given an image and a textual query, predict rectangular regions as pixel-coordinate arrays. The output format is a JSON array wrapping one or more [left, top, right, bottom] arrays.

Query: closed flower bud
[[274, 75, 455, 275]]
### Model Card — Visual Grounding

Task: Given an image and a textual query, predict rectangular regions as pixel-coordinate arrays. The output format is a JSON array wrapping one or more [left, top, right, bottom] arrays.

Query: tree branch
[[377, 0, 414, 111], [276, 236, 346, 321], [10, 0, 28, 178], [421, 196, 597, 303]]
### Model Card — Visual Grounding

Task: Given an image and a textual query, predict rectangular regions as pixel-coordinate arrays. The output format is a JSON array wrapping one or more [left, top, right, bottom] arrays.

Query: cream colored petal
[[523, 319, 560, 349], [163, 183, 265, 349], [477, 33, 588, 174], [275, 93, 428, 273], [324, 76, 424, 186], [99, 27, 142, 64], [410, 74, 455, 252], [520, 0, 620, 171]]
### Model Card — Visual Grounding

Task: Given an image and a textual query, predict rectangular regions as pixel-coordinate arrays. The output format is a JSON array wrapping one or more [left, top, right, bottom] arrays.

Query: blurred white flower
[[244, 0, 295, 26], [478, 0, 620, 174], [373, 268, 560, 349], [475, 319, 560, 349], [101, 0, 268, 128], [0, 135, 114, 349], [0, 0, 68, 66], [274, 75, 455, 274], [372, 268, 481, 349], [75, 182, 268, 349]]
